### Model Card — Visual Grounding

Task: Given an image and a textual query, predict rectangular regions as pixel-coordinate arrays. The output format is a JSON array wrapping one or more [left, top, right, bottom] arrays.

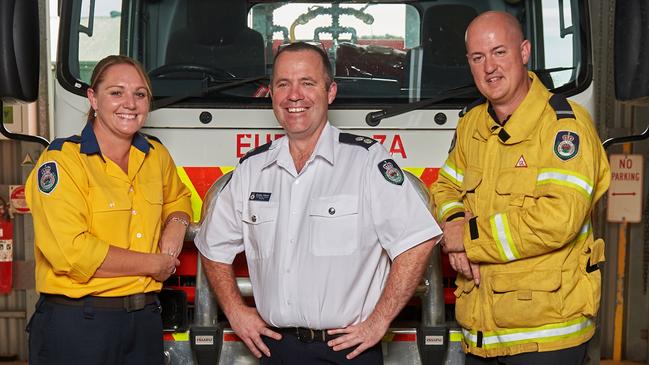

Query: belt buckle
[[296, 328, 315, 343], [124, 293, 146, 312]]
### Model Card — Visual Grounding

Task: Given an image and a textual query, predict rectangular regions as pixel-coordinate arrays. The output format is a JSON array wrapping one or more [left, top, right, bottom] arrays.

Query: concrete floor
[[1, 359, 647, 364], [0, 360, 644, 364]]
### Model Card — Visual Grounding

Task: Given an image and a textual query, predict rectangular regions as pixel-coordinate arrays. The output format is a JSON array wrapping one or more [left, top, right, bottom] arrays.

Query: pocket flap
[[495, 168, 538, 195], [89, 187, 131, 212], [491, 270, 561, 293], [141, 185, 163, 205], [243, 204, 278, 224], [308, 195, 358, 218], [454, 277, 476, 296], [462, 168, 482, 192], [590, 238, 605, 264]]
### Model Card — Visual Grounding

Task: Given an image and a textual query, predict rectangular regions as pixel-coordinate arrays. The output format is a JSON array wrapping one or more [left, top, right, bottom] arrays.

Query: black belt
[[271, 327, 341, 343], [42, 293, 158, 312]]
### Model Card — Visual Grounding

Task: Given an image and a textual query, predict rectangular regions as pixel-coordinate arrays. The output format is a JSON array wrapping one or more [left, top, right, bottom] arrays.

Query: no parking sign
[[607, 154, 643, 223]]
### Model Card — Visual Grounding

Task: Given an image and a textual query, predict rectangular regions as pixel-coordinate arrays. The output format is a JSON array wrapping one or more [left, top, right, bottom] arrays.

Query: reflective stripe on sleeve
[[536, 168, 593, 199], [490, 213, 520, 261], [462, 317, 594, 350], [576, 221, 590, 242], [438, 201, 464, 220], [440, 160, 464, 187]]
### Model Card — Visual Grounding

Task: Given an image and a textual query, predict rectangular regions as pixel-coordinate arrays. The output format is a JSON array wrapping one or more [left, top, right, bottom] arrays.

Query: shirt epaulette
[[141, 133, 162, 144], [47, 135, 82, 151], [239, 142, 272, 163], [459, 97, 487, 117], [339, 133, 377, 150], [549, 94, 576, 120]]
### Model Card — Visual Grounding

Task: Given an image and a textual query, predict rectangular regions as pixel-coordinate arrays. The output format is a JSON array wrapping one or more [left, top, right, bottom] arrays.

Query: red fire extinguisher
[[0, 197, 13, 294]]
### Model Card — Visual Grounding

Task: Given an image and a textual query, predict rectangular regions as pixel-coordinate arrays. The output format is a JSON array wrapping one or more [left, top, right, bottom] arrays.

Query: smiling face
[[465, 11, 531, 112], [87, 63, 150, 140], [270, 49, 337, 142]]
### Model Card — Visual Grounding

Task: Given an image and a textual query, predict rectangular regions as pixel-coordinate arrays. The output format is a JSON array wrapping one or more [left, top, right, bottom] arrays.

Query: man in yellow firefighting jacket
[[431, 11, 610, 364]]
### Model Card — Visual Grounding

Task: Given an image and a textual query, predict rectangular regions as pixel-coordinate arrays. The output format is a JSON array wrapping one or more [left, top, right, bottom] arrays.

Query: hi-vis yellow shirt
[[26, 122, 191, 298], [431, 72, 611, 357]]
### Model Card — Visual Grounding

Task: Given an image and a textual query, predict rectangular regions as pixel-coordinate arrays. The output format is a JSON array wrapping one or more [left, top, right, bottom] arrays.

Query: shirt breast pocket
[[88, 187, 132, 240], [308, 195, 359, 256], [140, 183, 163, 217], [242, 203, 278, 259], [89, 187, 132, 212]]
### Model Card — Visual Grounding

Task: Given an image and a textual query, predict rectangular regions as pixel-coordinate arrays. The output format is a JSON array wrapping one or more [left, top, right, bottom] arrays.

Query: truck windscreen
[[58, 0, 586, 107]]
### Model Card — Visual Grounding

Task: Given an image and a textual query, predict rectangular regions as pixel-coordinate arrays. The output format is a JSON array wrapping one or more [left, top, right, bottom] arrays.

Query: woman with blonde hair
[[26, 55, 192, 364]]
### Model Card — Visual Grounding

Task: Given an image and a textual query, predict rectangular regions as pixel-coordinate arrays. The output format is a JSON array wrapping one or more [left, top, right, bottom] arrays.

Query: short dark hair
[[271, 42, 334, 89]]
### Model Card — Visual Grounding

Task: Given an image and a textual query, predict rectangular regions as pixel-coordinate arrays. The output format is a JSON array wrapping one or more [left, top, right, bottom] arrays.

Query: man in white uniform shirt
[[195, 42, 442, 364]]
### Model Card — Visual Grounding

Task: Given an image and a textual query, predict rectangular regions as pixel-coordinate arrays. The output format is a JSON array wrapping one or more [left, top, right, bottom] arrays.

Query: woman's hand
[[159, 213, 190, 258], [150, 252, 180, 282]]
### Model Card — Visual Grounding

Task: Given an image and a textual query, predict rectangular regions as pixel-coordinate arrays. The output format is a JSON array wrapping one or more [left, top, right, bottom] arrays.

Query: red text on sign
[[612, 172, 641, 181], [613, 157, 640, 180], [236, 133, 285, 158]]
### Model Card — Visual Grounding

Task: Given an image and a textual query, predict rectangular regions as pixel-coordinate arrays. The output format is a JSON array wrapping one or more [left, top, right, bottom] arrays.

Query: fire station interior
[[1, 0, 649, 364]]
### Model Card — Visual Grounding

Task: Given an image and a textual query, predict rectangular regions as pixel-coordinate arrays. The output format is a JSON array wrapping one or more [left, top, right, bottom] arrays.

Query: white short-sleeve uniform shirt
[[195, 123, 441, 329]]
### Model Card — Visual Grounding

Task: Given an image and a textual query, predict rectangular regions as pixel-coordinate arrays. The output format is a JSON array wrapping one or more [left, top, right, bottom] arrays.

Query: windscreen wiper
[[365, 84, 477, 127], [152, 75, 268, 110], [532, 66, 574, 74]]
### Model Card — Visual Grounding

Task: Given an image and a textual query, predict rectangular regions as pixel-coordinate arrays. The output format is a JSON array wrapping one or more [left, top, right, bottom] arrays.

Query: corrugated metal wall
[[0, 292, 28, 360], [0, 140, 42, 360], [0, 0, 50, 358]]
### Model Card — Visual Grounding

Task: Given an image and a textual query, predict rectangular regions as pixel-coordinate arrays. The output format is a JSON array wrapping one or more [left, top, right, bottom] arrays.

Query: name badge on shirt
[[249, 192, 272, 202]]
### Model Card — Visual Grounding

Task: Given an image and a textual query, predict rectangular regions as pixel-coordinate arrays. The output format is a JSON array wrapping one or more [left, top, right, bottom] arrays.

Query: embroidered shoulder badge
[[554, 130, 580, 161], [37, 161, 59, 194], [378, 159, 404, 185]]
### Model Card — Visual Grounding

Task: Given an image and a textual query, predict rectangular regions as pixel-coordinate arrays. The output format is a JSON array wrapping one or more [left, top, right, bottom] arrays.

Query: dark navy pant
[[261, 333, 383, 365], [27, 295, 164, 365], [465, 342, 588, 365]]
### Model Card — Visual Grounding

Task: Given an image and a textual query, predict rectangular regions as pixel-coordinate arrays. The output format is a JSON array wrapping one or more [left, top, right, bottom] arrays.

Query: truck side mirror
[[614, 1, 649, 103], [0, 0, 39, 103]]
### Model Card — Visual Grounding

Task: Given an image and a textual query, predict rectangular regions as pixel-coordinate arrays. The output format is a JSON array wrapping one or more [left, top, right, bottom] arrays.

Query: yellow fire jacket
[[431, 72, 610, 357], [26, 122, 192, 298]]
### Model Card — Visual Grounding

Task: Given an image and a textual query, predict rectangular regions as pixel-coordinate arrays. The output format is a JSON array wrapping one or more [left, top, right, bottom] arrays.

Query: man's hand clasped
[[441, 212, 480, 285]]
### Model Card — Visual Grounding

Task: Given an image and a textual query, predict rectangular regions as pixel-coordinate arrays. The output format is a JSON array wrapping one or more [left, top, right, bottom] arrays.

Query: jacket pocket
[[454, 277, 477, 327], [581, 238, 605, 316], [242, 203, 278, 259], [491, 269, 563, 328], [309, 195, 359, 256], [495, 167, 537, 207]]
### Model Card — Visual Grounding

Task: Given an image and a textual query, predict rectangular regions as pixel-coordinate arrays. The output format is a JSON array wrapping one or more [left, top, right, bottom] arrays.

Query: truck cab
[[51, 1, 591, 364]]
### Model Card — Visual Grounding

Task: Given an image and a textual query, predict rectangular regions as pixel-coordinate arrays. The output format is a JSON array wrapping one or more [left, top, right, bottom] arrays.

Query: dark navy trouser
[[27, 295, 164, 365], [465, 342, 588, 365], [261, 332, 383, 365]]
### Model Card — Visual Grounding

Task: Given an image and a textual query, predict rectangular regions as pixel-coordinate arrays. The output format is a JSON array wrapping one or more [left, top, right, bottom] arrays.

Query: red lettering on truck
[[236, 133, 284, 158]]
